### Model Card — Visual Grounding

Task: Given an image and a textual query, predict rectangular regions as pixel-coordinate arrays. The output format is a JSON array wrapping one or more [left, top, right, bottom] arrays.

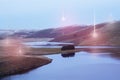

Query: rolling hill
[[52, 21, 120, 46], [1, 21, 120, 46]]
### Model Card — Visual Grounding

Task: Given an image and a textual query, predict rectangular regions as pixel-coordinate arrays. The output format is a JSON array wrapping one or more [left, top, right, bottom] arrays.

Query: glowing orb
[[4, 38, 11, 46], [92, 32, 98, 38], [62, 16, 66, 21], [18, 47, 23, 55], [2, 38, 28, 56]]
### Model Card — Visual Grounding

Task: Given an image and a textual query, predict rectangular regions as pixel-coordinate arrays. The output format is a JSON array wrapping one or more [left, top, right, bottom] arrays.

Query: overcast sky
[[0, 0, 120, 30]]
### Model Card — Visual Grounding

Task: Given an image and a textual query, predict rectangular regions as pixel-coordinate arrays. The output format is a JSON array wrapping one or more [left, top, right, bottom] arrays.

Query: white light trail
[[92, 12, 98, 38], [61, 11, 66, 22]]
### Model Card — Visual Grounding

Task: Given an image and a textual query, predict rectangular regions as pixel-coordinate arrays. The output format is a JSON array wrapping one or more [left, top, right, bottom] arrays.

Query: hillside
[[0, 21, 120, 46], [52, 21, 120, 46]]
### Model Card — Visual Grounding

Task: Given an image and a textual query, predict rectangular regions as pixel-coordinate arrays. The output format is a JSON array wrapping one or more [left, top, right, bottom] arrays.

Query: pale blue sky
[[0, 0, 120, 30]]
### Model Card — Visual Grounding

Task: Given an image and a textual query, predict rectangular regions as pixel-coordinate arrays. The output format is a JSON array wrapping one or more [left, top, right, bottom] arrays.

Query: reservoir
[[2, 42, 120, 80]]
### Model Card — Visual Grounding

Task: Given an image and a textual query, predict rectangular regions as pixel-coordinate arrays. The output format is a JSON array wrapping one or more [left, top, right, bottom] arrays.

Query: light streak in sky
[[61, 11, 66, 22], [92, 12, 98, 38]]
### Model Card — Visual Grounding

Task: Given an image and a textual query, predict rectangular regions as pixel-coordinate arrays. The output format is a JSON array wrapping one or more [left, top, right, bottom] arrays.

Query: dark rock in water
[[61, 53, 75, 57], [61, 45, 75, 57], [61, 45, 75, 50], [0, 56, 52, 78]]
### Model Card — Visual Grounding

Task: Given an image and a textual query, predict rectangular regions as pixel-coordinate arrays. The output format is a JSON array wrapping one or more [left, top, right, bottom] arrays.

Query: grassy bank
[[0, 55, 52, 78]]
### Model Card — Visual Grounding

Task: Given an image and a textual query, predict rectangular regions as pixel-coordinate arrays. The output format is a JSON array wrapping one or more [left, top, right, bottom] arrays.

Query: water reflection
[[60, 46, 120, 60], [2, 50, 120, 80], [75, 47, 120, 60], [61, 45, 75, 57], [61, 53, 75, 57], [2, 46, 120, 80]]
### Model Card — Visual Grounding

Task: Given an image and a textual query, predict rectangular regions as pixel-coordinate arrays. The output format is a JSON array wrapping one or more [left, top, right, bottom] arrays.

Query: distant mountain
[[25, 29, 58, 38], [1, 21, 120, 46], [0, 30, 15, 39], [8, 25, 86, 38], [52, 21, 120, 46], [52, 23, 107, 43], [10, 30, 35, 38], [79, 21, 120, 46]]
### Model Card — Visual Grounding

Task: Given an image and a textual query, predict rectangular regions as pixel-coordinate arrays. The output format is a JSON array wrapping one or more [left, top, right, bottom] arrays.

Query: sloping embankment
[[0, 56, 52, 78]]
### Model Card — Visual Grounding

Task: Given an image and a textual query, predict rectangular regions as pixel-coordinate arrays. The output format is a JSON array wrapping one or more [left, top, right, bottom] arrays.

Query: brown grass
[[0, 55, 52, 78]]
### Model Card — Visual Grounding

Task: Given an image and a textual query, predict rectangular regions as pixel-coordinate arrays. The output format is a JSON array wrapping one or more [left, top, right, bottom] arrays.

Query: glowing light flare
[[17, 47, 24, 56], [92, 31, 98, 38], [92, 12, 98, 38], [18, 49, 22, 54], [4, 38, 11, 46], [61, 14, 66, 22], [2, 38, 28, 56]]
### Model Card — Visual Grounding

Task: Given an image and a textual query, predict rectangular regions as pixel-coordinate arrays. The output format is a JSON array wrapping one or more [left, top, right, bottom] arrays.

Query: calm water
[[24, 41, 73, 46], [2, 42, 120, 80]]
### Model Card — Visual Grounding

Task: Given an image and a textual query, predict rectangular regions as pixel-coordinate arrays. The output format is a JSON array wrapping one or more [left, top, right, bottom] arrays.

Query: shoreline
[[0, 55, 52, 78]]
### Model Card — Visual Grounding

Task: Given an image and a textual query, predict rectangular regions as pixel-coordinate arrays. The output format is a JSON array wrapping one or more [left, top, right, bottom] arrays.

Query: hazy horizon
[[0, 0, 120, 30]]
